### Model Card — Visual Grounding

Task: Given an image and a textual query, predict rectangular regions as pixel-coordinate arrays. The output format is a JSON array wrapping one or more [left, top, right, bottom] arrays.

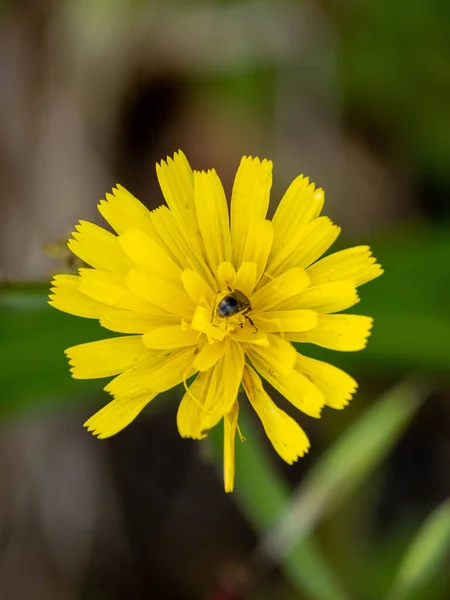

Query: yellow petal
[[194, 169, 231, 273], [244, 334, 297, 376], [251, 268, 310, 312], [100, 308, 178, 334], [49, 274, 106, 319], [98, 185, 156, 237], [271, 176, 324, 255], [233, 262, 257, 298], [288, 314, 373, 351], [78, 268, 156, 313], [200, 341, 244, 431], [231, 156, 273, 268], [126, 268, 195, 319], [230, 327, 269, 346], [105, 346, 198, 397], [193, 341, 227, 371], [157, 152, 194, 217], [286, 281, 360, 313], [296, 353, 358, 409], [242, 365, 310, 464], [151, 205, 216, 289], [287, 217, 341, 270], [177, 369, 213, 439], [307, 245, 384, 287], [119, 228, 182, 286], [143, 324, 201, 349], [247, 352, 325, 418], [156, 151, 200, 250], [181, 269, 215, 304], [216, 262, 236, 290], [66, 336, 148, 379], [223, 402, 239, 493], [253, 309, 318, 334], [191, 306, 226, 341], [265, 217, 340, 280], [241, 219, 273, 284], [84, 392, 156, 439], [68, 221, 131, 273]]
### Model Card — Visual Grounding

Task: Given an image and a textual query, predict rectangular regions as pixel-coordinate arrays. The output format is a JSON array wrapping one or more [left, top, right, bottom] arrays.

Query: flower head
[[49, 151, 383, 492]]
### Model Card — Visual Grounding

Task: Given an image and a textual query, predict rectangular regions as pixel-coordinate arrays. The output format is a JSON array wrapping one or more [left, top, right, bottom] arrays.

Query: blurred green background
[[1, 1, 449, 599]]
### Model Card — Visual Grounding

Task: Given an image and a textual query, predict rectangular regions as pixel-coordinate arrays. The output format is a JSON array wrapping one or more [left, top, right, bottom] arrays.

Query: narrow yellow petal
[[231, 156, 273, 267], [100, 308, 178, 334], [77, 269, 128, 306], [68, 221, 131, 273], [233, 262, 257, 298], [193, 341, 227, 371], [151, 206, 216, 289], [156, 151, 199, 246], [126, 268, 195, 319], [230, 327, 269, 346], [49, 274, 106, 319], [251, 268, 310, 312], [244, 334, 297, 376], [200, 341, 245, 431], [253, 309, 318, 334], [265, 217, 340, 280], [191, 306, 226, 341], [307, 245, 384, 287], [288, 217, 340, 270], [242, 366, 310, 464], [247, 352, 325, 418], [78, 268, 158, 314], [240, 219, 273, 284], [286, 281, 359, 313], [216, 261, 236, 290], [271, 176, 324, 255], [288, 314, 373, 351], [119, 228, 182, 286], [177, 369, 213, 439], [223, 402, 239, 493], [105, 346, 198, 397], [84, 392, 156, 439], [194, 169, 231, 273], [66, 336, 148, 379], [97, 185, 156, 237], [296, 353, 358, 409], [143, 325, 201, 349], [181, 269, 215, 304]]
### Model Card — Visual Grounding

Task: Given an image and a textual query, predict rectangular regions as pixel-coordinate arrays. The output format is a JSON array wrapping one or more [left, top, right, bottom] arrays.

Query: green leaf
[[256, 380, 425, 563], [387, 500, 450, 600], [0, 288, 111, 415]]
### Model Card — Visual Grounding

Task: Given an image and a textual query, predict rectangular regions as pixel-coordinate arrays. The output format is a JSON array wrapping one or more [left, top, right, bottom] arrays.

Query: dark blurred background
[[1, 1, 450, 599]]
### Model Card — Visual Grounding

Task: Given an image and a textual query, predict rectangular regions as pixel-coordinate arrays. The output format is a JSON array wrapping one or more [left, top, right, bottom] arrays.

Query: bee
[[216, 288, 257, 330]]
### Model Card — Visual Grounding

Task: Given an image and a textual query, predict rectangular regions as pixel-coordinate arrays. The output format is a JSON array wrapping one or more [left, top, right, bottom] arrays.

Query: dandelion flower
[[49, 151, 383, 492]]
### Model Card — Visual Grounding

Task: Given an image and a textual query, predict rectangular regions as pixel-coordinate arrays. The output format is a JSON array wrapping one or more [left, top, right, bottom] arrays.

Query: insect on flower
[[216, 287, 257, 332], [49, 151, 383, 492]]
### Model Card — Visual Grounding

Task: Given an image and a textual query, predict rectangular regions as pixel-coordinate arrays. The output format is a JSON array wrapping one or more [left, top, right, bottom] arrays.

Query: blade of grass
[[255, 380, 425, 564], [209, 409, 352, 600], [387, 500, 450, 600]]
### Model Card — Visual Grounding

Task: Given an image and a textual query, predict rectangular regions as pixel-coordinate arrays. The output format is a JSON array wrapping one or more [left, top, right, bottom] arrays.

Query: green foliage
[[0, 289, 110, 414], [210, 380, 424, 600], [340, 0, 450, 177], [388, 501, 450, 600]]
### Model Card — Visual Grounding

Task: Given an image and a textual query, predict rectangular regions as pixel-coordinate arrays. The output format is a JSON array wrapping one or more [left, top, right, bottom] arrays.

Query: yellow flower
[[49, 151, 383, 492]]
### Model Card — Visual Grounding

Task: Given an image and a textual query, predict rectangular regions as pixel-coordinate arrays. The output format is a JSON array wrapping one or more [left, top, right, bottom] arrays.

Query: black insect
[[216, 289, 256, 330]]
